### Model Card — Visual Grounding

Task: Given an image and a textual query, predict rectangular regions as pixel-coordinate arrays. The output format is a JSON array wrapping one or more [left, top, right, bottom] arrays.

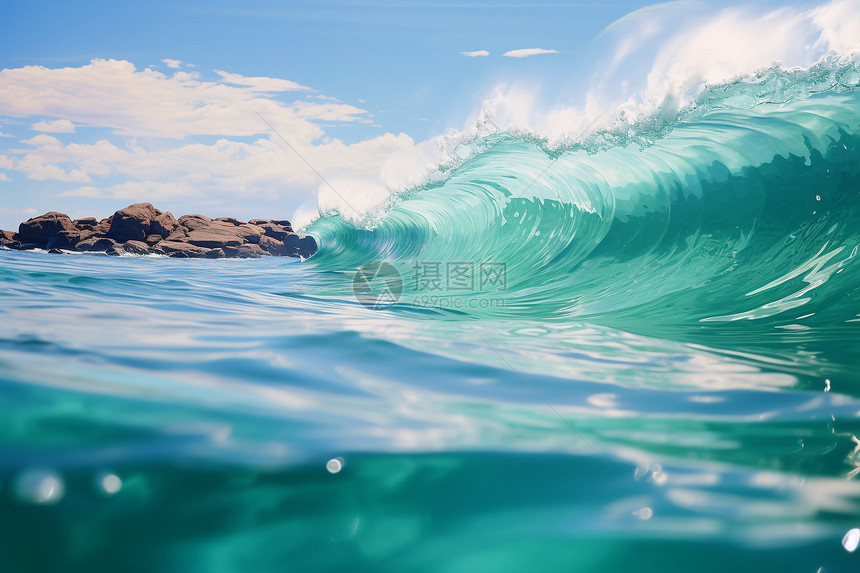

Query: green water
[[0, 61, 859, 572]]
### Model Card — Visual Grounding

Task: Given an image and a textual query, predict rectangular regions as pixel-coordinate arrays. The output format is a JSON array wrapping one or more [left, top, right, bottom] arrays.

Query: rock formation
[[0, 203, 317, 259]]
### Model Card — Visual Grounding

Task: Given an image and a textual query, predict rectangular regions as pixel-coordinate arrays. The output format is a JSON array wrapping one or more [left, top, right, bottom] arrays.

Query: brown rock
[[258, 222, 293, 240], [214, 217, 243, 225], [177, 214, 212, 231], [73, 217, 99, 229], [73, 218, 98, 230], [249, 219, 291, 227], [184, 221, 264, 248], [92, 217, 112, 235], [156, 240, 212, 258], [76, 237, 118, 252], [123, 240, 151, 255], [185, 222, 244, 248], [107, 203, 162, 242], [0, 229, 21, 250], [106, 240, 151, 256], [165, 228, 187, 241], [237, 223, 264, 244], [152, 211, 178, 238], [49, 229, 83, 250], [6, 205, 316, 259], [18, 212, 76, 242], [258, 235, 288, 256], [222, 243, 265, 258]]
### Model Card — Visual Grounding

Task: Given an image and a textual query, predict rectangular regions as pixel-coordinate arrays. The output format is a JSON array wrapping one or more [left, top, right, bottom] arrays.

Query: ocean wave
[[308, 61, 859, 334]]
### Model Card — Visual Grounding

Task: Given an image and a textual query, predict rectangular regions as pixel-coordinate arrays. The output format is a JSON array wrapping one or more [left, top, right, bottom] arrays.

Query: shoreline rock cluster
[[0, 203, 317, 259]]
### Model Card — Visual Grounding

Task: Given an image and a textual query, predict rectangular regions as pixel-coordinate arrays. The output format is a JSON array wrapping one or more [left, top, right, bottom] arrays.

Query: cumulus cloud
[[503, 48, 558, 58], [0, 58, 444, 223], [461, 50, 490, 57], [0, 152, 90, 182], [162, 59, 182, 69], [0, 59, 361, 139], [22, 134, 62, 146], [0, 173, 10, 182], [39, 131, 439, 214], [31, 119, 75, 133]]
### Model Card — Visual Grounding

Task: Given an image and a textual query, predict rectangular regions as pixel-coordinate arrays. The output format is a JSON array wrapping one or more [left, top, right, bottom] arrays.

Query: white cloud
[[62, 180, 202, 201], [0, 132, 12, 138], [22, 134, 62, 146], [503, 48, 558, 58], [0, 60, 440, 223], [461, 50, 490, 57], [0, 173, 10, 182], [40, 131, 439, 212], [0, 153, 91, 182], [215, 70, 311, 92], [0, 205, 36, 215], [162, 59, 182, 69], [0, 59, 361, 139], [59, 186, 101, 197], [32, 119, 76, 133]]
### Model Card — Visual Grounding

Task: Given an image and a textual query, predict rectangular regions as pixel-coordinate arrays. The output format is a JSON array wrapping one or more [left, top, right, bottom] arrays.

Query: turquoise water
[[2, 62, 860, 572]]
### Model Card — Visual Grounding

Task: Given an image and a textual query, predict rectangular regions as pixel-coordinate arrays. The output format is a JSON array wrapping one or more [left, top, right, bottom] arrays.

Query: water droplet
[[96, 472, 122, 495], [633, 507, 653, 520], [816, 195, 821, 201], [649, 464, 668, 485], [14, 469, 65, 505], [825, 379, 831, 392], [843, 528, 860, 552], [534, 231, 541, 237], [513, 212, 519, 217], [326, 458, 344, 474]]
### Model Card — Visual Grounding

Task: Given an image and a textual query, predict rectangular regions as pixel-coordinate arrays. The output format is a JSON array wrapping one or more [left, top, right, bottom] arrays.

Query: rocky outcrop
[[0, 203, 317, 259]]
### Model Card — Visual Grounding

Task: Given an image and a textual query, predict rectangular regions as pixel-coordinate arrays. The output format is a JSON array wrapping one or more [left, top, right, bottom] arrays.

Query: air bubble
[[843, 528, 860, 552], [327, 458, 344, 474], [96, 472, 122, 495], [14, 469, 65, 505]]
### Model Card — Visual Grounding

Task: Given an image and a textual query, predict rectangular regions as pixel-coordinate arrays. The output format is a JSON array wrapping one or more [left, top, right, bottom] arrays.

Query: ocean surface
[[2, 60, 860, 572]]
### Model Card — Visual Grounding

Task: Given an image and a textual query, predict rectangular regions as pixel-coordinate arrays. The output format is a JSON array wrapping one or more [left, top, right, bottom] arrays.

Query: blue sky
[[0, 0, 848, 230], [1, 1, 648, 141]]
